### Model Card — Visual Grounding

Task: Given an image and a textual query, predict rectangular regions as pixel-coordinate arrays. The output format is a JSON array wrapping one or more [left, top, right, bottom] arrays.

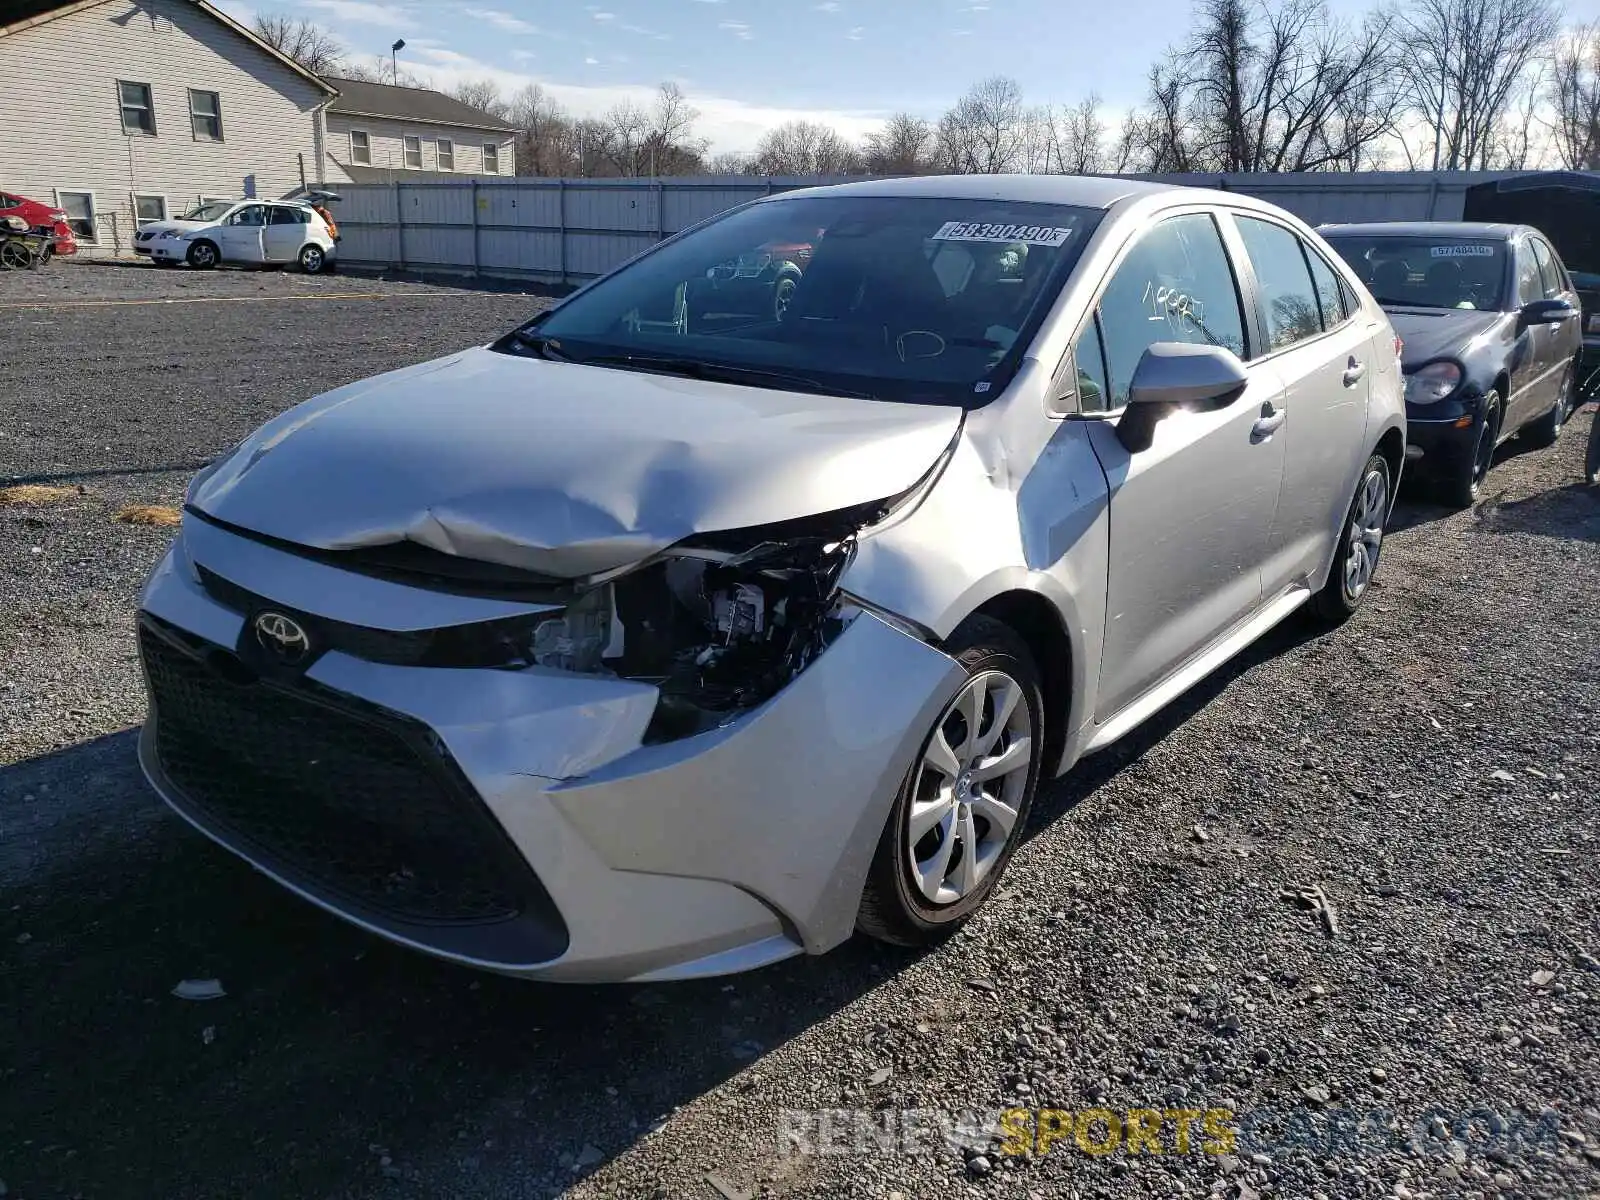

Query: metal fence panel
[[329, 170, 1542, 283]]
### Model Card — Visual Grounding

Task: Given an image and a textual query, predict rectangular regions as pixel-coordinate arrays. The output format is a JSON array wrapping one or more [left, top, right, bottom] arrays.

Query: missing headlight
[[604, 534, 857, 742]]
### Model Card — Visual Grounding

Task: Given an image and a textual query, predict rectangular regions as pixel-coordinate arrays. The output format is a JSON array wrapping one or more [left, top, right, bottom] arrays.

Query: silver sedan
[[137, 175, 1404, 982]]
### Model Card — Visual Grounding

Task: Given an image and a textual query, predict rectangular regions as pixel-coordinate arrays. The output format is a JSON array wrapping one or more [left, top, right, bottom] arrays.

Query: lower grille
[[140, 617, 567, 956]]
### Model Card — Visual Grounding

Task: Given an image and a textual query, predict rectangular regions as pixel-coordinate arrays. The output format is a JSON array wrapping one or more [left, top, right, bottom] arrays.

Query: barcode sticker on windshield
[[932, 221, 1074, 247], [1430, 244, 1496, 257]]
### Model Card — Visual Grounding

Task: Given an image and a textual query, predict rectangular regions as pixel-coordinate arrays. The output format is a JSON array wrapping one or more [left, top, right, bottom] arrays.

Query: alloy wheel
[[1344, 463, 1388, 600], [1470, 406, 1498, 497], [905, 669, 1033, 906]]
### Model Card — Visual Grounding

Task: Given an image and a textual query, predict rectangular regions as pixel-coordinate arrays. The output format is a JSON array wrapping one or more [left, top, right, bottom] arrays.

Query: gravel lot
[[2, 260, 1598, 1200]]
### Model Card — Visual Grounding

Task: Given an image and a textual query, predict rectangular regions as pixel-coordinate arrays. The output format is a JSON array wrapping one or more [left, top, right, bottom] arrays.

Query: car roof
[[1317, 221, 1524, 240], [761, 173, 1176, 211]]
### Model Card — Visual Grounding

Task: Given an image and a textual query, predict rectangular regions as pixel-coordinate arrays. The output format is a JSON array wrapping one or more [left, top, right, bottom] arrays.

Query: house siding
[[0, 0, 330, 254], [324, 113, 515, 182]]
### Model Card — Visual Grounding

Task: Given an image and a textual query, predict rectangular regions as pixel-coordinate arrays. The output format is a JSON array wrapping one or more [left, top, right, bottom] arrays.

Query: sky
[[222, 0, 1600, 154]]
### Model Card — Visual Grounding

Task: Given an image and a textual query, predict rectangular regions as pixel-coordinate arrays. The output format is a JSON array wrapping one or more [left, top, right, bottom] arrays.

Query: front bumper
[[1401, 397, 1482, 481], [137, 518, 962, 982]]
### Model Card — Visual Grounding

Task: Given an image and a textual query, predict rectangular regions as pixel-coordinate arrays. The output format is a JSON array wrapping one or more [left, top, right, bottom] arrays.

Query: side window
[[1304, 248, 1349, 330], [268, 206, 299, 226], [229, 205, 265, 227], [1072, 318, 1111, 414], [1235, 216, 1323, 352], [1096, 212, 1247, 408], [1515, 242, 1542, 305], [1530, 238, 1566, 299]]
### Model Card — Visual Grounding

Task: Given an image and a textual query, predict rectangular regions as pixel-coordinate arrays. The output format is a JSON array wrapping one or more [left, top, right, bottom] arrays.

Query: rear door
[[1227, 214, 1373, 596], [263, 206, 304, 262], [1074, 209, 1285, 722]]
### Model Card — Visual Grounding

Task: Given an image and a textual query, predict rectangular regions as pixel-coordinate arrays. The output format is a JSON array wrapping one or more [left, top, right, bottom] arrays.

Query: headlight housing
[[1404, 361, 1463, 405]]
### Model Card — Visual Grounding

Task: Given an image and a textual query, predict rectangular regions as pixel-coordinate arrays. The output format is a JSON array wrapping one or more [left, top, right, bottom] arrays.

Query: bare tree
[[706, 150, 754, 175], [862, 112, 933, 175], [1399, 0, 1560, 170], [934, 76, 1028, 173], [752, 120, 861, 175], [591, 84, 707, 176], [1155, 0, 1406, 173], [508, 83, 576, 176], [1482, 65, 1550, 168], [1116, 65, 1198, 172], [1551, 23, 1600, 169], [252, 12, 345, 76], [452, 79, 509, 120], [1024, 97, 1106, 173]]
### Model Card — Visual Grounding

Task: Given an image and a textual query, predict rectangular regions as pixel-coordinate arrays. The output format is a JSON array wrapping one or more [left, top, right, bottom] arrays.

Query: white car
[[134, 199, 336, 274]]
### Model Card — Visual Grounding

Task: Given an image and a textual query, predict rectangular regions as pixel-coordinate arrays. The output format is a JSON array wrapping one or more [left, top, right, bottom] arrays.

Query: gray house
[[0, 0, 338, 255], [322, 77, 517, 182]]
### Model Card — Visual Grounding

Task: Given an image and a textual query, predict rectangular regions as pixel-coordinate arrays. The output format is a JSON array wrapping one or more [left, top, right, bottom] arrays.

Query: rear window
[[1323, 234, 1508, 311], [516, 195, 1103, 406]]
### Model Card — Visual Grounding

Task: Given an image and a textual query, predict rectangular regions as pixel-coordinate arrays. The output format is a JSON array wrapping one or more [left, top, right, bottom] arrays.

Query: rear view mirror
[[1520, 298, 1577, 326], [1117, 342, 1249, 453]]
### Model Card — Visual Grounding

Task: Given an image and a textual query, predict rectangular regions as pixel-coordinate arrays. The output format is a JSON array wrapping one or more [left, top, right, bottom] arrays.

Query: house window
[[188, 89, 222, 141], [437, 138, 455, 171], [482, 142, 499, 173], [57, 190, 96, 240], [134, 195, 167, 226], [119, 81, 155, 135], [403, 135, 423, 168], [349, 130, 371, 165]]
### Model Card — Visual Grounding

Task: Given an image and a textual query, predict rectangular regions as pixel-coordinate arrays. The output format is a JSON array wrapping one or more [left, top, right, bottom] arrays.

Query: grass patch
[[0, 484, 81, 507], [115, 504, 182, 527]]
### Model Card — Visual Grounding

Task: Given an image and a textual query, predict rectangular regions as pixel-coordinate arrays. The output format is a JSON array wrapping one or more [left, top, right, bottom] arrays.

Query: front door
[[218, 204, 267, 264], [263, 206, 304, 262], [1076, 210, 1286, 722], [1531, 236, 1582, 406], [1507, 237, 1553, 428]]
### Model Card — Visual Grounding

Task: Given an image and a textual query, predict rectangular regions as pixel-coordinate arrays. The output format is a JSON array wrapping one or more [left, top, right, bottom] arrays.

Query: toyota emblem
[[253, 611, 311, 664]]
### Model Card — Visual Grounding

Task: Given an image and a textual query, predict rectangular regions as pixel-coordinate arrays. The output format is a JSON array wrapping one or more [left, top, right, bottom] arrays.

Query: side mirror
[[1117, 342, 1250, 454], [1520, 298, 1577, 326]]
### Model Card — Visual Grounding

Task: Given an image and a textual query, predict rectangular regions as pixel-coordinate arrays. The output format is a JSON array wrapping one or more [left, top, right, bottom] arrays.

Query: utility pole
[[391, 38, 405, 85]]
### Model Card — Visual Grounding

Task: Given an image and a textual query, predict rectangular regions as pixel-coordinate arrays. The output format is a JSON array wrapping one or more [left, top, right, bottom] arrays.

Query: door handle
[[1251, 402, 1286, 441], [1343, 357, 1367, 387]]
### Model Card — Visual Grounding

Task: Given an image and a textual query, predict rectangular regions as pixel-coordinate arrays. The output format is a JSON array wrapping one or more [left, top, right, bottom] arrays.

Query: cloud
[[814, 1, 841, 9], [718, 19, 754, 39], [461, 6, 538, 34], [846, 25, 864, 39], [299, 0, 415, 28], [388, 48, 891, 152], [590, 9, 615, 20]]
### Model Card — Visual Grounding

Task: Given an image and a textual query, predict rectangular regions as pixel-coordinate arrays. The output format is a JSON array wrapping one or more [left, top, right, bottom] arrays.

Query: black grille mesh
[[140, 619, 550, 929]]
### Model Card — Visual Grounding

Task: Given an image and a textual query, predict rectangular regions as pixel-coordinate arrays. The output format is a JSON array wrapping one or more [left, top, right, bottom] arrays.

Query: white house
[[0, 0, 338, 255], [322, 77, 517, 182]]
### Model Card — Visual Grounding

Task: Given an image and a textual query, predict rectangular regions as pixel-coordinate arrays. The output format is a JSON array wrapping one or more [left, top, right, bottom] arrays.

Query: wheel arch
[[961, 587, 1075, 779]]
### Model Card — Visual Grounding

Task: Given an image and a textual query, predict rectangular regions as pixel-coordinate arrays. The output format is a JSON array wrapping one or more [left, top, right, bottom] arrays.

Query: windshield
[[1323, 235, 1508, 311], [505, 195, 1102, 404], [180, 201, 234, 222]]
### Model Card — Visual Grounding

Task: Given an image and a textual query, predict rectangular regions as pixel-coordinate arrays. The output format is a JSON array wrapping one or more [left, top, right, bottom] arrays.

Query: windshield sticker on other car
[[931, 221, 1074, 247], [1430, 244, 1496, 258]]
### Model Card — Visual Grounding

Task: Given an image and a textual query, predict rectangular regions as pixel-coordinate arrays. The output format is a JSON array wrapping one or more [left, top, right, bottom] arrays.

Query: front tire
[[186, 240, 218, 269], [1312, 452, 1391, 624], [1443, 392, 1500, 509], [856, 615, 1044, 948]]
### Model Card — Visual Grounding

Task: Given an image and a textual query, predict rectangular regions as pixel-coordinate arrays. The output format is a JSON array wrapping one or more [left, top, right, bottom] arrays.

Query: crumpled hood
[[1386, 307, 1507, 368], [190, 347, 963, 578]]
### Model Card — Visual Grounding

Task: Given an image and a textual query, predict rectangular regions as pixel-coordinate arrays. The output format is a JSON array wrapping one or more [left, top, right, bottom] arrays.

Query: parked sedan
[[137, 177, 1403, 982], [134, 198, 336, 273], [1320, 221, 1581, 507]]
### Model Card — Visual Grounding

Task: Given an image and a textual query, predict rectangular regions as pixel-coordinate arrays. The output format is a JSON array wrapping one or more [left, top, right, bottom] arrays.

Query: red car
[[0, 189, 78, 255]]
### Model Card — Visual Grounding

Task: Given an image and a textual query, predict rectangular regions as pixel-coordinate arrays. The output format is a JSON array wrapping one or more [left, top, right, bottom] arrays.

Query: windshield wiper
[[575, 353, 877, 399], [504, 329, 570, 360]]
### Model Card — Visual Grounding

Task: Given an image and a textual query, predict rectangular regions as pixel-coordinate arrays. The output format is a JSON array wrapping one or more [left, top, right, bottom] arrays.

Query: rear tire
[[1443, 392, 1499, 509], [1312, 452, 1391, 624], [298, 244, 328, 275], [1524, 364, 1573, 448], [855, 615, 1044, 948], [186, 240, 218, 269]]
